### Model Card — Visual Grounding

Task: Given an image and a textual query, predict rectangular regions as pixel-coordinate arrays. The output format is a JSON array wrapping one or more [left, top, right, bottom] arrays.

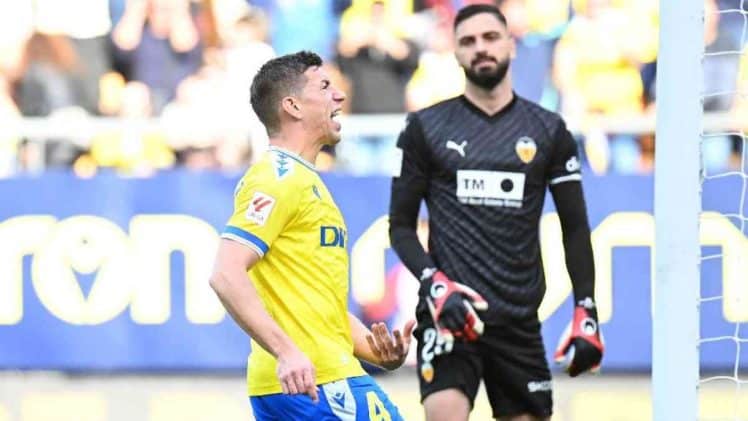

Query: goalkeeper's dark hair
[[454, 4, 508, 31], [250, 51, 323, 136]]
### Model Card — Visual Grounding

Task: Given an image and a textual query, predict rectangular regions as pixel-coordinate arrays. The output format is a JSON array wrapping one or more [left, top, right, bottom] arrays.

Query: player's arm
[[389, 113, 435, 278], [210, 240, 297, 363], [550, 182, 595, 304], [210, 239, 318, 401], [348, 313, 415, 371], [548, 120, 603, 377], [389, 114, 487, 344]]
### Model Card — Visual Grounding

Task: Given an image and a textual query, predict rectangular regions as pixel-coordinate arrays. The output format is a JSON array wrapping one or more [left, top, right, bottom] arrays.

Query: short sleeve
[[221, 175, 300, 257], [547, 119, 582, 185]]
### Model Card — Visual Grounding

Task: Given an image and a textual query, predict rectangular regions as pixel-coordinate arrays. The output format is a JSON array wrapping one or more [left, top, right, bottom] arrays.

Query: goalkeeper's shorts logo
[[527, 380, 552, 393], [420, 361, 434, 383]]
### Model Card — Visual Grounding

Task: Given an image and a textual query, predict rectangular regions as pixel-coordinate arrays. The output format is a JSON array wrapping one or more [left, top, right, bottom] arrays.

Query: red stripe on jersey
[[254, 199, 272, 211]]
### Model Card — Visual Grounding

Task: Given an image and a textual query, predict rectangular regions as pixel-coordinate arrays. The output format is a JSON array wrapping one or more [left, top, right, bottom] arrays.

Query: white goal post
[[653, 0, 704, 420]]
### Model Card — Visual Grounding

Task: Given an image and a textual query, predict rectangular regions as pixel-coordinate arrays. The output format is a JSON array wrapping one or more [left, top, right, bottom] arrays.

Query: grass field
[[0, 369, 746, 420]]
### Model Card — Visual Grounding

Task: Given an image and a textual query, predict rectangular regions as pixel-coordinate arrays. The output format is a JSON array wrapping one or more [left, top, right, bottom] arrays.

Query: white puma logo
[[446, 140, 468, 157]]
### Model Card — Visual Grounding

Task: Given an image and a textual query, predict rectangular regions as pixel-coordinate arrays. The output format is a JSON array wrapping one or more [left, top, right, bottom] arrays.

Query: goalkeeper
[[389, 4, 603, 421]]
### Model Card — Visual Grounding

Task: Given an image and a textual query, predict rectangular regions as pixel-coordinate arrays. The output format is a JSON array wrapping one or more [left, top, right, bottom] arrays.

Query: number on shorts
[[421, 328, 437, 362], [366, 391, 391, 421]]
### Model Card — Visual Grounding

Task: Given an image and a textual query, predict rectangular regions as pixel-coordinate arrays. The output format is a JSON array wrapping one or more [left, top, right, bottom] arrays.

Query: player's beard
[[464, 55, 510, 90]]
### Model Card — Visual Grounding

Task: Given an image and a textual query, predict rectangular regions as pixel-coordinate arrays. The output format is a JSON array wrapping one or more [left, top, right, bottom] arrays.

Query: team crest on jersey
[[245, 192, 275, 226], [272, 152, 293, 179], [515, 136, 537, 164]]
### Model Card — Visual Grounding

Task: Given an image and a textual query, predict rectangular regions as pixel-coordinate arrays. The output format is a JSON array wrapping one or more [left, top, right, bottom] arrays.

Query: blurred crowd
[[0, 0, 746, 178]]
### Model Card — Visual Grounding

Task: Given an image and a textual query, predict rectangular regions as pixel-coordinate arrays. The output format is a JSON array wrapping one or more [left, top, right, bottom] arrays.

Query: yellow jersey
[[221, 146, 365, 396]]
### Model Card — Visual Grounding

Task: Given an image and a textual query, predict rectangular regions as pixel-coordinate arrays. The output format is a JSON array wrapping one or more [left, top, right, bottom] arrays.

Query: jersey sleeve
[[394, 113, 431, 181], [547, 119, 583, 185], [221, 174, 300, 257], [389, 113, 437, 280]]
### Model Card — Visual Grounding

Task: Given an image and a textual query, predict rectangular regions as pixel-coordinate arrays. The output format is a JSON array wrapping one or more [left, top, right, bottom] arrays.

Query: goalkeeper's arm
[[389, 114, 487, 344], [550, 181, 595, 303], [550, 181, 603, 376], [389, 112, 437, 280]]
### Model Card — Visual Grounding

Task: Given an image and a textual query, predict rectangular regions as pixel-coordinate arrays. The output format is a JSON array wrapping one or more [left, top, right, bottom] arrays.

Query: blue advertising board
[[0, 172, 744, 371]]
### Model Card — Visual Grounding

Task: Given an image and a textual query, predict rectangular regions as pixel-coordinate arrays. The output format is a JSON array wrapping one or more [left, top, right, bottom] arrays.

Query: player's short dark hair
[[454, 4, 508, 31], [250, 51, 323, 135]]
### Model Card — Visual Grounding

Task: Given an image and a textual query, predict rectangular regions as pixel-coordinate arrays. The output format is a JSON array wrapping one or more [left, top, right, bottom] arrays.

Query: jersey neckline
[[459, 92, 518, 121], [268, 146, 317, 172]]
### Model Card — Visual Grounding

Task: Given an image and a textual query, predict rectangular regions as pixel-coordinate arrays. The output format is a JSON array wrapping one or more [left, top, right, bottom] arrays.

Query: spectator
[[336, 0, 419, 174], [0, 1, 34, 82], [14, 32, 88, 168], [85, 81, 175, 176], [554, 0, 651, 174], [14, 32, 85, 117], [161, 65, 250, 171], [337, 1, 419, 114], [254, 0, 341, 61], [209, 0, 256, 42], [522, 0, 570, 36], [499, 0, 558, 106], [34, 0, 114, 114], [716, 0, 748, 47], [405, 13, 464, 111], [341, 0, 414, 29], [112, 0, 202, 112], [220, 7, 276, 164], [701, 0, 746, 172], [0, 75, 22, 177], [703, 0, 742, 113], [731, 48, 747, 170]]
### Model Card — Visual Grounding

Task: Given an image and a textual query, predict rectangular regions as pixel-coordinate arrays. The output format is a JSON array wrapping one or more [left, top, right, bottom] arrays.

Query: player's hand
[[422, 270, 488, 344], [366, 320, 416, 371], [276, 347, 319, 403], [554, 298, 604, 377]]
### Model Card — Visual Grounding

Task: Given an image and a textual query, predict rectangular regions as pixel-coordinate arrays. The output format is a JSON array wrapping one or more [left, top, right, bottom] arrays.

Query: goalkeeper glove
[[420, 269, 488, 350], [554, 297, 604, 377]]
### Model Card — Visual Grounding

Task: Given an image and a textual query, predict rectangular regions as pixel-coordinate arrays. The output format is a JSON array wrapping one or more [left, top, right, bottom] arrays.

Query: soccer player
[[210, 51, 411, 420], [389, 5, 603, 421]]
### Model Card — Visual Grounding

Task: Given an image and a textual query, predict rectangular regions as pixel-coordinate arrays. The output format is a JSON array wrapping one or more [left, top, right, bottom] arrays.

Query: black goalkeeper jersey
[[390, 94, 584, 320]]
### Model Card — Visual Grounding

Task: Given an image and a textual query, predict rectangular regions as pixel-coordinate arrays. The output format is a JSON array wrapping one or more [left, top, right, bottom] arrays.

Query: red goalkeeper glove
[[554, 298, 604, 377], [421, 269, 488, 350]]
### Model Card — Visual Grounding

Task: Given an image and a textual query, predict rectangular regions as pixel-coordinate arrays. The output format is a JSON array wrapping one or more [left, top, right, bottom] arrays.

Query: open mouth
[[330, 109, 342, 130]]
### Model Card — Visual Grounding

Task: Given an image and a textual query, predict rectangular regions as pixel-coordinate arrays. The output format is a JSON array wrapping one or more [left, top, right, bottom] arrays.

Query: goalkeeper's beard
[[463, 56, 510, 91]]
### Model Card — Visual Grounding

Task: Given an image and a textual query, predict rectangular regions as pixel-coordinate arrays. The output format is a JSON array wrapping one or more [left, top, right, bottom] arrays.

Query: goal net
[[699, 0, 748, 419], [655, 0, 748, 419]]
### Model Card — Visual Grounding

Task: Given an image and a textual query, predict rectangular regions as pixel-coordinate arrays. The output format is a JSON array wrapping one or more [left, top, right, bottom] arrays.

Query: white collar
[[268, 146, 316, 171]]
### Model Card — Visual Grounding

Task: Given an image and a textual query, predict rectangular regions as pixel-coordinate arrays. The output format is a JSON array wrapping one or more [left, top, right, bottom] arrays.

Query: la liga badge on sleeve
[[246, 192, 276, 226]]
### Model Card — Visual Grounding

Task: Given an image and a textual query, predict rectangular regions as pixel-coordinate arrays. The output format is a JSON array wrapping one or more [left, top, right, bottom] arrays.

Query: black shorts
[[414, 301, 553, 418]]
